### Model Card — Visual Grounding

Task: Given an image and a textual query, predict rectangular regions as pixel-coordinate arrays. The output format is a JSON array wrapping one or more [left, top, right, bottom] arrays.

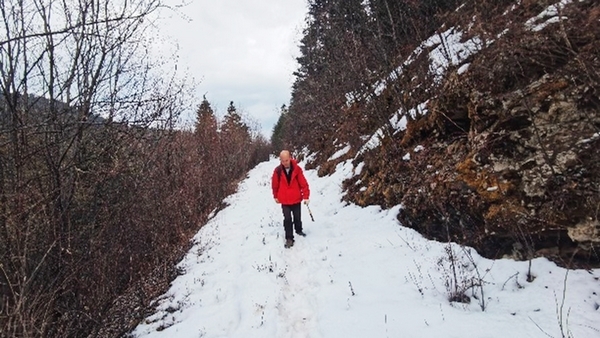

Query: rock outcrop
[[338, 0, 600, 267]]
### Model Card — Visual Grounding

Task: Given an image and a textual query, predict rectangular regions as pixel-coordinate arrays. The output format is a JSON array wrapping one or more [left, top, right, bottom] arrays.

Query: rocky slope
[[305, 0, 600, 267]]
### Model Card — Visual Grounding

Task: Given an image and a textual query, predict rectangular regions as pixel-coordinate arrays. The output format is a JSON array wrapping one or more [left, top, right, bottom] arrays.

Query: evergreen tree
[[221, 101, 248, 136], [220, 101, 252, 178], [288, 0, 372, 150], [270, 104, 289, 152], [285, 0, 463, 153], [195, 96, 219, 158]]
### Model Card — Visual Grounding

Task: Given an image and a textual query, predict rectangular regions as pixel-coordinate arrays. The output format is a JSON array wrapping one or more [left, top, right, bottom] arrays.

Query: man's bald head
[[279, 150, 291, 168]]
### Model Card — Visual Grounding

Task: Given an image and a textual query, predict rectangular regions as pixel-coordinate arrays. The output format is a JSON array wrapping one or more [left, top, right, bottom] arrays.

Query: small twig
[[462, 247, 486, 311], [529, 316, 555, 338], [556, 269, 570, 338], [396, 232, 415, 251], [439, 111, 467, 134], [501, 272, 520, 291]]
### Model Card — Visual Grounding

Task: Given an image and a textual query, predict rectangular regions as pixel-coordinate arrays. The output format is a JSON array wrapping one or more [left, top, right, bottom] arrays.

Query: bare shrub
[[438, 243, 490, 311], [0, 1, 270, 336]]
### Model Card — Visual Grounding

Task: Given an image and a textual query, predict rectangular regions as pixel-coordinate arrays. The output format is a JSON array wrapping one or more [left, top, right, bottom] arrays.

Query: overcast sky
[[155, 0, 308, 137]]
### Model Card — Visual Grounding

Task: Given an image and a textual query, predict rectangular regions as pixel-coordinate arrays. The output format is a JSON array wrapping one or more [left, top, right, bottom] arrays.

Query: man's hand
[[303, 199, 309, 205], [275, 198, 280, 204]]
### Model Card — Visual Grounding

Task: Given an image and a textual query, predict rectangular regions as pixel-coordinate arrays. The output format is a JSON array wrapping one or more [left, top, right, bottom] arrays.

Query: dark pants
[[282, 203, 302, 240]]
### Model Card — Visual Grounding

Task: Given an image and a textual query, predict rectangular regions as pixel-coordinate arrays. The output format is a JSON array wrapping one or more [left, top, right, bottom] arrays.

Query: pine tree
[[220, 101, 252, 178], [221, 101, 248, 136], [270, 104, 289, 152], [288, 0, 373, 150], [195, 96, 219, 158]]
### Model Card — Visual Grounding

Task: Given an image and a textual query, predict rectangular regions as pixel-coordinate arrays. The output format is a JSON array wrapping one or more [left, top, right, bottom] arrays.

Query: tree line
[[0, 1, 269, 337], [273, 0, 600, 268], [271, 0, 463, 154]]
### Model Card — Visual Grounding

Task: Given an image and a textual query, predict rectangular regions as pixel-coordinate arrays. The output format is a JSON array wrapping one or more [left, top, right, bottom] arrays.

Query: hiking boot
[[284, 239, 294, 248], [296, 231, 307, 237]]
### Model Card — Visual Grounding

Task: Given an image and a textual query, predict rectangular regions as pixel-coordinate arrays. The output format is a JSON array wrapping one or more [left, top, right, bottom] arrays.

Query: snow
[[347, 25, 485, 130], [390, 111, 409, 131], [577, 132, 600, 145], [328, 144, 351, 161], [354, 162, 365, 176], [426, 28, 485, 83], [497, 28, 510, 39], [402, 153, 411, 161], [371, 27, 485, 96], [349, 0, 586, 161], [133, 158, 600, 338], [352, 24, 486, 104], [359, 101, 429, 156], [525, 0, 574, 32], [395, 115, 408, 130], [409, 101, 429, 119], [457, 63, 470, 75], [357, 128, 384, 155]]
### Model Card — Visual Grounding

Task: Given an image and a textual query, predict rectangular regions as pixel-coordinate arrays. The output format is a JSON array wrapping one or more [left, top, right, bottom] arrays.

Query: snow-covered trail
[[133, 158, 600, 338]]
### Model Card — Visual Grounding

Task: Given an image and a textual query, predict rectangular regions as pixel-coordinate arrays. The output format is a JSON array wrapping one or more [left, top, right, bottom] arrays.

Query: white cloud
[[155, 0, 307, 137]]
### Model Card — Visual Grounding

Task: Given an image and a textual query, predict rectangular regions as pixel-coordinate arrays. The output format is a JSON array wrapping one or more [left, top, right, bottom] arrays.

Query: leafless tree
[[0, 1, 193, 336]]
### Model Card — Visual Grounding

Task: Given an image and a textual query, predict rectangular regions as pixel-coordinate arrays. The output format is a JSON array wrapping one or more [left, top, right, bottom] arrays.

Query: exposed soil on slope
[[338, 1, 600, 268]]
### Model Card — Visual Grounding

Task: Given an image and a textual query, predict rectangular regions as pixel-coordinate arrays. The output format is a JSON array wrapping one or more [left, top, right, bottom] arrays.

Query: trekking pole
[[305, 203, 315, 222]]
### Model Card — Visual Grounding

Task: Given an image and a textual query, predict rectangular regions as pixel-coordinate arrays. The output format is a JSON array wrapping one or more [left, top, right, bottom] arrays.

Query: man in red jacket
[[272, 150, 310, 248]]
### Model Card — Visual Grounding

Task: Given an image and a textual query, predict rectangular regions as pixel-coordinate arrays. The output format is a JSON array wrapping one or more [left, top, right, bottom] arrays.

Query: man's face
[[280, 155, 291, 168]]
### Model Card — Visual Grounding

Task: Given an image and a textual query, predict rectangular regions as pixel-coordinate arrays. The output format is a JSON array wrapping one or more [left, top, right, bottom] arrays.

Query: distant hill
[[0, 92, 106, 125]]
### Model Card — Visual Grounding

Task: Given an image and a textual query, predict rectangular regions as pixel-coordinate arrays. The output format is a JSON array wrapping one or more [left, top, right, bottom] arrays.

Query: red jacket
[[272, 159, 310, 205]]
